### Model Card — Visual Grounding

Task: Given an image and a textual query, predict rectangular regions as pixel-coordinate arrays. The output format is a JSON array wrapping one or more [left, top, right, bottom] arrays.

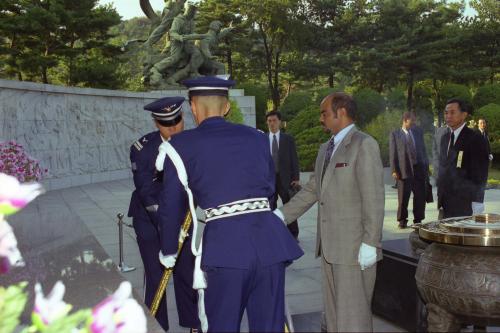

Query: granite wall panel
[[0, 79, 255, 190]]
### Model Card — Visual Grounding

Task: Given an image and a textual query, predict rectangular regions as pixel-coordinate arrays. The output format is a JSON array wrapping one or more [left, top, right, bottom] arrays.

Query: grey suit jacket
[[389, 129, 414, 179], [281, 126, 385, 265], [389, 127, 428, 179], [432, 126, 449, 182]]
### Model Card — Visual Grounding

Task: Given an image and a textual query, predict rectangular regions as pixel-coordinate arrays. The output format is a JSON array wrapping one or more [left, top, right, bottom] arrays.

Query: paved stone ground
[[54, 170, 500, 332]]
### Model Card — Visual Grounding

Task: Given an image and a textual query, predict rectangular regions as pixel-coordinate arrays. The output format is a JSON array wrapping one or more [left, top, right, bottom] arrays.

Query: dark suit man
[[437, 98, 489, 218], [389, 112, 429, 228], [266, 111, 301, 239], [477, 118, 493, 161], [128, 96, 199, 332]]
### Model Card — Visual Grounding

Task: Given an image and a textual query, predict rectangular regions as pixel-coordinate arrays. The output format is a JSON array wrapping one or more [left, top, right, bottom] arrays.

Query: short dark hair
[[446, 98, 472, 114], [266, 111, 282, 120], [401, 111, 416, 122], [329, 92, 357, 120]]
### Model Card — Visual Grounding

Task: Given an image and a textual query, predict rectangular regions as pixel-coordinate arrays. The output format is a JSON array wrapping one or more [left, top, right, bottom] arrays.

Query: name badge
[[457, 151, 463, 168]]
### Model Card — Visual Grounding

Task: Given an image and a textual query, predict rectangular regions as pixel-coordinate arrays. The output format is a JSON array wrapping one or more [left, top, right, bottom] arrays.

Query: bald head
[[190, 95, 230, 124]]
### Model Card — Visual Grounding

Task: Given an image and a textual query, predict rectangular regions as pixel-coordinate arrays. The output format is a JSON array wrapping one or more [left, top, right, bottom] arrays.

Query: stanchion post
[[117, 212, 136, 273]]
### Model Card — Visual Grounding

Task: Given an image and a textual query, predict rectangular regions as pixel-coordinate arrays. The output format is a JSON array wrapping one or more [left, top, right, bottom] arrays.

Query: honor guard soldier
[[127, 96, 199, 332], [155, 77, 303, 332]]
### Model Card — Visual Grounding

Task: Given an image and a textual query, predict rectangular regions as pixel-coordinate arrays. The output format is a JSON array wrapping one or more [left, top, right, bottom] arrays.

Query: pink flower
[[90, 282, 147, 333], [0, 173, 44, 216], [0, 221, 24, 273], [33, 281, 72, 326]]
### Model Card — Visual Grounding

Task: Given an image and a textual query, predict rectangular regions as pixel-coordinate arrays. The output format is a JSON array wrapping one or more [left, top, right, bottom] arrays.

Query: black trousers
[[397, 164, 426, 224], [271, 173, 299, 238]]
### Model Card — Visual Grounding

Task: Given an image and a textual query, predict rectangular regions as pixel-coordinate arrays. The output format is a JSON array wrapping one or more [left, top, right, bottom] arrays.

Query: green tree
[[233, 0, 309, 111], [356, 0, 462, 109], [435, 83, 472, 113], [0, 0, 122, 87]]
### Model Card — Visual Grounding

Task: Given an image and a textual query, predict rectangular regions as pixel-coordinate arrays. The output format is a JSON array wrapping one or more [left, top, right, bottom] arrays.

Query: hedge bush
[[226, 99, 244, 124], [363, 109, 403, 166], [353, 88, 386, 128], [294, 126, 330, 171], [473, 84, 500, 110], [279, 91, 313, 120], [286, 105, 320, 137]]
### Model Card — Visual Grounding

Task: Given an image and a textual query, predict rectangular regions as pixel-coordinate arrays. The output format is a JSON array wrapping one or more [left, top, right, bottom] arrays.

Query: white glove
[[358, 243, 377, 271], [145, 204, 158, 213], [273, 209, 285, 223], [158, 252, 177, 269], [472, 202, 485, 215], [489, 154, 493, 161], [178, 229, 189, 243]]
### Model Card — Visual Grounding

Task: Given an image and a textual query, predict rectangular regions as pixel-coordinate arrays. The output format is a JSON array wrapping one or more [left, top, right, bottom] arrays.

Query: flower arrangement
[[0, 141, 48, 183], [0, 173, 147, 333]]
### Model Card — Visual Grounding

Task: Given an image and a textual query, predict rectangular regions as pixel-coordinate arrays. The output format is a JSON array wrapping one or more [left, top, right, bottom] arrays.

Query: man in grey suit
[[266, 111, 301, 239], [432, 124, 449, 218], [274, 92, 385, 332], [389, 112, 429, 228]]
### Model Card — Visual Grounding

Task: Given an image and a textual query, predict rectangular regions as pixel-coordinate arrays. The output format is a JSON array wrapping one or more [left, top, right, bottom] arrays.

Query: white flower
[[90, 281, 147, 333], [33, 281, 72, 325], [0, 173, 44, 217], [0, 221, 24, 273]]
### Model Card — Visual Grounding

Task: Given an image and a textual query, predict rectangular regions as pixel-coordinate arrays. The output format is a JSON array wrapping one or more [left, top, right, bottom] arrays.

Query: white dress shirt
[[328, 123, 355, 160], [269, 130, 280, 152], [451, 122, 466, 144]]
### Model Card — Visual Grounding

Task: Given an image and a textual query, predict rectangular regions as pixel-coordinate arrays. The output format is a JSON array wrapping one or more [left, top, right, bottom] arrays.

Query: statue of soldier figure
[[138, 1, 234, 88]]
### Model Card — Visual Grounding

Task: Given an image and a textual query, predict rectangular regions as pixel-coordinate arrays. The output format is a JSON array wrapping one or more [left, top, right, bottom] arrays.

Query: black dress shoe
[[398, 221, 408, 229]]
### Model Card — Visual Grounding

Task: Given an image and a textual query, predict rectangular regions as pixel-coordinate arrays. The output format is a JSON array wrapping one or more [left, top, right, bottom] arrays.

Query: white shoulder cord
[[156, 142, 208, 332]]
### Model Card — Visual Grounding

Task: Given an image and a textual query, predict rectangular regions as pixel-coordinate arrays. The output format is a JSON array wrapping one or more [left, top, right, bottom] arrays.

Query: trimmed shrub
[[363, 109, 403, 166], [226, 99, 244, 124], [287, 105, 329, 171], [237, 83, 269, 130], [294, 126, 330, 171], [436, 83, 472, 113], [473, 84, 500, 110], [286, 105, 320, 137], [279, 91, 313, 120], [353, 88, 386, 128]]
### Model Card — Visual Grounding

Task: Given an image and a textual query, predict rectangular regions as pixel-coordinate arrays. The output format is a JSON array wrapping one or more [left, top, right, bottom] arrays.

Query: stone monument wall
[[0, 79, 255, 190]]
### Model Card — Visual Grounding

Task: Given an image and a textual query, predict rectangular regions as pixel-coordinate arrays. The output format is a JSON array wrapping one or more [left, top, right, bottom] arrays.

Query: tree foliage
[[0, 0, 121, 87]]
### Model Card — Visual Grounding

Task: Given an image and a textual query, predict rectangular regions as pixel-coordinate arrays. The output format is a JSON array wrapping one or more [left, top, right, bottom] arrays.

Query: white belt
[[204, 198, 270, 222]]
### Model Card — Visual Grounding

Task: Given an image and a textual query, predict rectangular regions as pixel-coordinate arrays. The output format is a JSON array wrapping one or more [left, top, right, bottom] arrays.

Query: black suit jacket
[[475, 129, 491, 155], [389, 126, 428, 180], [270, 132, 300, 191], [437, 126, 489, 211]]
